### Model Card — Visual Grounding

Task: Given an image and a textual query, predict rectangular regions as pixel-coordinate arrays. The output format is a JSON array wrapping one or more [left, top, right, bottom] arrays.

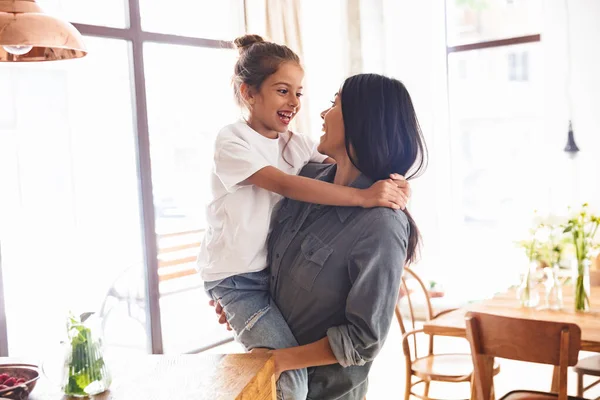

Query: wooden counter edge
[[230, 354, 276, 400]]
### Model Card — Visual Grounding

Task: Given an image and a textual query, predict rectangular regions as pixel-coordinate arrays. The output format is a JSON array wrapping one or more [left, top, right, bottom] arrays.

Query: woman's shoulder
[[357, 207, 410, 237], [298, 162, 334, 179]]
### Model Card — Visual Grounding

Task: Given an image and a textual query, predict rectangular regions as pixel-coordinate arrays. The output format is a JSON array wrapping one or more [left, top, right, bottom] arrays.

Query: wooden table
[[423, 287, 600, 352], [5, 354, 275, 400]]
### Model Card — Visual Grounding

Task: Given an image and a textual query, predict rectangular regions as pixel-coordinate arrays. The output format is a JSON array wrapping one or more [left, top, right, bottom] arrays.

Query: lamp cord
[[565, 0, 573, 123]]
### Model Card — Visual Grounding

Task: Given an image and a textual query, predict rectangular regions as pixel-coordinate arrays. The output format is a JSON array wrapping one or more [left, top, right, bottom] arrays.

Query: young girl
[[197, 35, 410, 399]]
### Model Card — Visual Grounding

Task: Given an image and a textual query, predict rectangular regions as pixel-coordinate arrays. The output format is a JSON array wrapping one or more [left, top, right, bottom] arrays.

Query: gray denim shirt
[[268, 163, 409, 400]]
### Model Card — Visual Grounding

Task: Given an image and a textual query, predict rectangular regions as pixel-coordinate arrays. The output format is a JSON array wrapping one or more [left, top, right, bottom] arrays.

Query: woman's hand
[[360, 173, 410, 210], [265, 338, 338, 380], [266, 349, 286, 380], [250, 348, 284, 380], [208, 299, 232, 331]]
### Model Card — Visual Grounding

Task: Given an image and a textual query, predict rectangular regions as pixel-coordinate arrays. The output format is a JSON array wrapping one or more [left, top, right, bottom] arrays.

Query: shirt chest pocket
[[291, 233, 333, 292]]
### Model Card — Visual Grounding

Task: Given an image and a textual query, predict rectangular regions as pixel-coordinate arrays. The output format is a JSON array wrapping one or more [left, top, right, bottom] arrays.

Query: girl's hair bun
[[233, 34, 265, 54]]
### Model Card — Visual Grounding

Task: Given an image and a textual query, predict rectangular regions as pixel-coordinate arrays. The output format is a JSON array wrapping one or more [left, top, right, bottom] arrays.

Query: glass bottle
[[574, 259, 591, 312], [517, 261, 540, 308], [544, 263, 563, 310], [61, 313, 111, 397]]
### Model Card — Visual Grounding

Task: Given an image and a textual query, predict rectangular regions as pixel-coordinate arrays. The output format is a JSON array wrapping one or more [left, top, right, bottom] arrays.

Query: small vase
[[574, 259, 591, 312], [61, 313, 111, 397], [517, 262, 540, 308], [544, 264, 563, 310]]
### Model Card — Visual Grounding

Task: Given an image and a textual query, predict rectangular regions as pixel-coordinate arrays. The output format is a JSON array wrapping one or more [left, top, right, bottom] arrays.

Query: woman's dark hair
[[340, 73, 427, 264], [232, 34, 301, 107]]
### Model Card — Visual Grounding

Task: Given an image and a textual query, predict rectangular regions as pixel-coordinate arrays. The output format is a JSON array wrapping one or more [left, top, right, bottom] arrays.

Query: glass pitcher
[[517, 261, 540, 308], [544, 263, 563, 310], [61, 313, 111, 397]]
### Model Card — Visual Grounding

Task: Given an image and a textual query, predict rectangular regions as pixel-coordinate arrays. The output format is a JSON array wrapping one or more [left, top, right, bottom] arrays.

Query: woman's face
[[318, 93, 345, 157]]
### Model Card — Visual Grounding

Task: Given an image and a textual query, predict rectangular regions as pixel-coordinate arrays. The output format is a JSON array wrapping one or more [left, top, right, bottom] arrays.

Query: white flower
[[531, 211, 568, 229], [531, 210, 544, 227], [534, 226, 551, 243], [584, 202, 599, 214], [543, 213, 568, 227], [567, 206, 581, 220]]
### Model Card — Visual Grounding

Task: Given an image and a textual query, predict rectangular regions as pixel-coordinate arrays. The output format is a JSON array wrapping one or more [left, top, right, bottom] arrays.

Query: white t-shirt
[[197, 120, 327, 282]]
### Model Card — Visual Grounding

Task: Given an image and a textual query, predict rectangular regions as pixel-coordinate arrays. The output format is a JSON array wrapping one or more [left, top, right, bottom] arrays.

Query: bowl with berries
[[0, 364, 40, 400]]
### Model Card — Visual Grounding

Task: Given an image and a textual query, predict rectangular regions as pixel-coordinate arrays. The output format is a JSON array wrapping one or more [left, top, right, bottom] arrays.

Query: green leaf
[[66, 375, 87, 395], [75, 372, 92, 390]]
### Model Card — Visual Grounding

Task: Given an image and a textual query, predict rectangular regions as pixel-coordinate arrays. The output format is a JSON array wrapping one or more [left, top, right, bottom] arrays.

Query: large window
[[0, 0, 243, 356], [445, 0, 548, 291], [0, 37, 144, 358]]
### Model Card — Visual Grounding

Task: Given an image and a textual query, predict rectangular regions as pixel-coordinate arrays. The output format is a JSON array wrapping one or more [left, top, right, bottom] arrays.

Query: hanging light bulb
[[0, 0, 86, 62], [2, 44, 33, 55], [563, 0, 579, 158], [564, 120, 579, 159]]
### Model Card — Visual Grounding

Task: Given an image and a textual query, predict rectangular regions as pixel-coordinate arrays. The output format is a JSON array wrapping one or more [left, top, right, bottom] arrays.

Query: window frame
[[447, 33, 540, 54], [0, 247, 7, 356]]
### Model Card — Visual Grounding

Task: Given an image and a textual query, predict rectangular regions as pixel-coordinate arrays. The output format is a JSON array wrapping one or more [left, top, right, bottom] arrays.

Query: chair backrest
[[465, 311, 581, 400], [395, 267, 434, 360], [157, 229, 203, 282], [395, 267, 434, 333]]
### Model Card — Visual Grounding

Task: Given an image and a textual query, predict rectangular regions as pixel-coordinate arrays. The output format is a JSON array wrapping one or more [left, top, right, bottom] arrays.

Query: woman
[[215, 73, 426, 399]]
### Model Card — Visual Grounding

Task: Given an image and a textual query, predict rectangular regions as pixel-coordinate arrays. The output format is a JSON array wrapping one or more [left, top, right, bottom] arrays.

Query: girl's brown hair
[[232, 34, 301, 107]]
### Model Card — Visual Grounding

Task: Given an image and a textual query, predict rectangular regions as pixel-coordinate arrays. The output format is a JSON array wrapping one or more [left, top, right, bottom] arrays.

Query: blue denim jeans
[[205, 269, 308, 400]]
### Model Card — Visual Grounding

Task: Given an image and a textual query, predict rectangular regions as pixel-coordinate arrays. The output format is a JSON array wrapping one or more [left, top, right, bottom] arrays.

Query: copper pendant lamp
[[0, 0, 87, 62]]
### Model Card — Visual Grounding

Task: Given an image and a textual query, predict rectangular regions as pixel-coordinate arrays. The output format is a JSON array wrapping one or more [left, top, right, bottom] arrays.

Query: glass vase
[[544, 263, 563, 310], [574, 259, 591, 312], [61, 313, 111, 397], [517, 262, 540, 308]]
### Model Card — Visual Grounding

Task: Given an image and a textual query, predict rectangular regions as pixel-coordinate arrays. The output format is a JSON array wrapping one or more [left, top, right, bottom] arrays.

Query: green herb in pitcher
[[62, 313, 111, 397]]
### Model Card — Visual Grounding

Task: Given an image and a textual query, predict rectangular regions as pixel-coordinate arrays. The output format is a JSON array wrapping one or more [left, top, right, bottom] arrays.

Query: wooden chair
[[397, 267, 500, 400], [99, 229, 204, 334], [573, 355, 600, 399], [157, 229, 204, 282], [465, 311, 584, 400]]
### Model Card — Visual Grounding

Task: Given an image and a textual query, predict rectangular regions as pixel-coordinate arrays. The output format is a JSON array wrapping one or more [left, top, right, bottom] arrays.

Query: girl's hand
[[360, 175, 409, 210], [208, 299, 232, 331], [391, 173, 411, 201]]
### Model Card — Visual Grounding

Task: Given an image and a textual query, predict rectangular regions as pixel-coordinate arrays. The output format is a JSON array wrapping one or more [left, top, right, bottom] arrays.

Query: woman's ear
[[240, 83, 256, 106]]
